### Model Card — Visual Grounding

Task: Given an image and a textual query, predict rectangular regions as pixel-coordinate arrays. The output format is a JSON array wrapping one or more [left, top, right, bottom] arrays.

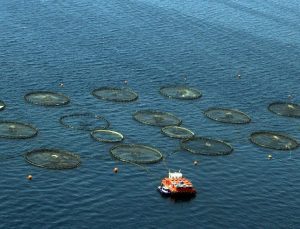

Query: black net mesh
[[60, 113, 109, 131], [24, 91, 70, 106], [160, 85, 202, 100], [0, 121, 38, 139], [180, 137, 233, 156], [91, 129, 124, 143], [268, 102, 300, 118], [92, 87, 138, 102], [204, 108, 251, 124], [110, 144, 163, 164], [250, 131, 299, 150], [25, 148, 81, 169], [161, 126, 194, 139], [133, 110, 182, 127], [0, 100, 5, 111]]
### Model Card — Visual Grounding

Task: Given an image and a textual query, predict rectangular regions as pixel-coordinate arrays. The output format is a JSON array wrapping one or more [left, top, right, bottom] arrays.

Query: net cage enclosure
[[180, 136, 234, 156], [59, 112, 110, 131], [25, 148, 81, 170], [204, 107, 251, 124], [0, 100, 5, 111], [0, 121, 38, 139], [133, 110, 182, 127], [250, 131, 299, 150], [110, 144, 163, 164], [161, 125, 194, 139], [92, 87, 138, 102], [24, 91, 70, 106], [159, 85, 202, 100], [90, 129, 124, 143], [268, 102, 300, 118]]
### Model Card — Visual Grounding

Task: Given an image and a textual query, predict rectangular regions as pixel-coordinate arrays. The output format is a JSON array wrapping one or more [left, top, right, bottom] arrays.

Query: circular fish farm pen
[[92, 87, 138, 102], [110, 144, 163, 164], [161, 126, 194, 139], [204, 108, 251, 124], [24, 91, 70, 106], [0, 100, 5, 111], [25, 148, 81, 170], [91, 129, 124, 143], [59, 113, 110, 131], [133, 110, 182, 127], [180, 136, 234, 156], [268, 102, 300, 118], [250, 131, 299, 150], [159, 85, 202, 100], [0, 121, 38, 139]]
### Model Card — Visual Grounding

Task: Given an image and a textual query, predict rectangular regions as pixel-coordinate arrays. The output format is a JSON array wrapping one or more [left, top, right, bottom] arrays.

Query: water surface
[[0, 0, 300, 228]]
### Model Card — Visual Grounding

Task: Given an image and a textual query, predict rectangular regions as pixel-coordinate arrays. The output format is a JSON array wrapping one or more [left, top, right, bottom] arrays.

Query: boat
[[158, 170, 196, 197]]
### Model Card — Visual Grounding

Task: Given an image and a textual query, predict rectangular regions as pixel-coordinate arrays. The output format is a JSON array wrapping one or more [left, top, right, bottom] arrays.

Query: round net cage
[[24, 91, 70, 106], [60, 113, 109, 131], [268, 102, 300, 118], [0, 100, 5, 111], [180, 137, 233, 156], [204, 108, 251, 124], [250, 131, 299, 150], [0, 121, 38, 139], [161, 126, 194, 139], [91, 129, 124, 143], [25, 148, 81, 169], [133, 110, 182, 127], [110, 144, 163, 164], [92, 87, 138, 102], [160, 85, 202, 100]]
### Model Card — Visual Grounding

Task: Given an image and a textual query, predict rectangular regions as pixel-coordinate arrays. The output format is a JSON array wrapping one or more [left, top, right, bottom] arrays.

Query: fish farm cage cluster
[[0, 85, 299, 170]]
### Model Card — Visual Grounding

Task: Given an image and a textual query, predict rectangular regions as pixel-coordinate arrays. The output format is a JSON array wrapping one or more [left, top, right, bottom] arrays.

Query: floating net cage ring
[[0, 100, 5, 111], [204, 107, 251, 124], [90, 129, 124, 143], [133, 110, 182, 127], [59, 113, 110, 131], [0, 121, 38, 139], [25, 148, 81, 170], [110, 144, 163, 164], [250, 131, 299, 150], [180, 136, 234, 156], [24, 91, 70, 106], [268, 102, 300, 118], [161, 125, 195, 139], [92, 87, 138, 102], [159, 85, 202, 100]]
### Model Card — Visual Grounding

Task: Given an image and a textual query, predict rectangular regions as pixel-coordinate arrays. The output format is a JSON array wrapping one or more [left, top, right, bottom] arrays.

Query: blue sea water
[[0, 0, 300, 228]]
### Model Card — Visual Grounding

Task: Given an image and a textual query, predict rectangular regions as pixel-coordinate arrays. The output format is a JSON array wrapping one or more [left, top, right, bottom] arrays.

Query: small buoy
[[113, 167, 118, 173], [193, 160, 198, 166], [268, 154, 272, 160], [27, 175, 32, 180], [59, 83, 64, 87]]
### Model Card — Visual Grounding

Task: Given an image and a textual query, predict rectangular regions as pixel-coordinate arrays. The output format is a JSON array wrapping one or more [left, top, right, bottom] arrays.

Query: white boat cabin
[[169, 170, 183, 179]]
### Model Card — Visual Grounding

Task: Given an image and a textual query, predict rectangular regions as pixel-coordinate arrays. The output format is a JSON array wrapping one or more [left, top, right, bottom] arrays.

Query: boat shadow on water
[[158, 190, 196, 203]]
